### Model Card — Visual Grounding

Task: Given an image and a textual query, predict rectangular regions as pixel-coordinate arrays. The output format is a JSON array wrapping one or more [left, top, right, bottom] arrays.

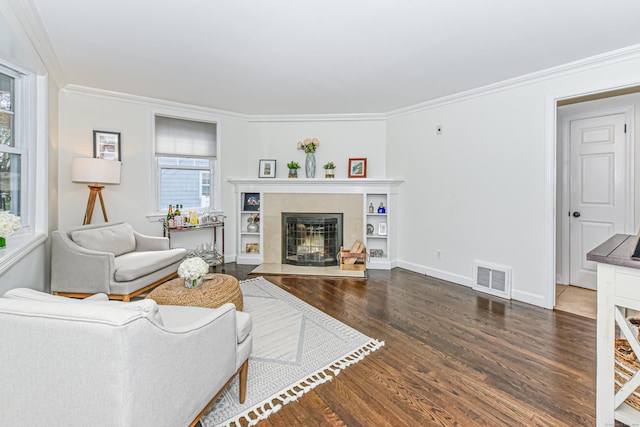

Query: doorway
[[555, 93, 638, 310]]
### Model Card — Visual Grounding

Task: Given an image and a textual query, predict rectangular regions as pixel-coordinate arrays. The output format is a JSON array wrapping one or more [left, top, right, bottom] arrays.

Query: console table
[[161, 219, 225, 273], [587, 234, 640, 425]]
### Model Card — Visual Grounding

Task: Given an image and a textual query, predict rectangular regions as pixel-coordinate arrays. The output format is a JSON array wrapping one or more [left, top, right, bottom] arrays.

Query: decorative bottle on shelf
[[378, 203, 386, 214], [369, 203, 374, 213], [167, 205, 175, 228]]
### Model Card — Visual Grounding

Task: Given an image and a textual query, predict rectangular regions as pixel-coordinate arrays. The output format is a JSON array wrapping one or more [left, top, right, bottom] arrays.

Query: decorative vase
[[325, 168, 335, 179], [247, 221, 259, 232], [184, 276, 203, 289], [288, 168, 298, 178], [305, 153, 316, 178], [0, 237, 5, 248]]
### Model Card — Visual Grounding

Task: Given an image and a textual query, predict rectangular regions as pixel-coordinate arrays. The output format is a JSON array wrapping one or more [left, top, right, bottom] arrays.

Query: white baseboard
[[396, 260, 472, 287], [397, 259, 549, 309]]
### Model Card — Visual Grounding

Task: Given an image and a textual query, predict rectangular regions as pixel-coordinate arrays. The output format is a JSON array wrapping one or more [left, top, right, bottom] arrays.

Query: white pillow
[[70, 223, 136, 256]]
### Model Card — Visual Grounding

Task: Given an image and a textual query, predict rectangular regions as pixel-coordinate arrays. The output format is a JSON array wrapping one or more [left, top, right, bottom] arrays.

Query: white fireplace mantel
[[229, 178, 404, 269], [227, 178, 404, 194]]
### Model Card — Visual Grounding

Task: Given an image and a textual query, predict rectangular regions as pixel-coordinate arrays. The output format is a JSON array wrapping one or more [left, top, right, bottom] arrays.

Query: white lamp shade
[[71, 157, 121, 184]]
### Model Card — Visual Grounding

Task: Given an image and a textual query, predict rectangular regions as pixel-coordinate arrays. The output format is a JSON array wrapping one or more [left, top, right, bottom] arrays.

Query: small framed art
[[93, 130, 121, 161], [243, 193, 260, 211], [348, 158, 367, 178], [246, 243, 259, 253], [259, 159, 276, 178], [378, 223, 387, 236]]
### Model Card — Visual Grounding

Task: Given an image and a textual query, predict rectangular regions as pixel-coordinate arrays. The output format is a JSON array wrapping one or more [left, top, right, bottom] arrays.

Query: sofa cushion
[[114, 249, 186, 282], [3, 288, 109, 302], [70, 223, 136, 256]]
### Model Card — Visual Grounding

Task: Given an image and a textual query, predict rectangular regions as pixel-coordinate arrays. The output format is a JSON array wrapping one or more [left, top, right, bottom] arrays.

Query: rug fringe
[[219, 338, 385, 427]]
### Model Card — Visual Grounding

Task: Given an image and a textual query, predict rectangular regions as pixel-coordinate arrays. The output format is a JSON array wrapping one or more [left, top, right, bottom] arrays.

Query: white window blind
[[155, 116, 217, 157]]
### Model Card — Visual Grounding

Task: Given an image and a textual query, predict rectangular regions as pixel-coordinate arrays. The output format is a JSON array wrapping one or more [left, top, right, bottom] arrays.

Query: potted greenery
[[323, 161, 336, 179], [287, 161, 301, 178]]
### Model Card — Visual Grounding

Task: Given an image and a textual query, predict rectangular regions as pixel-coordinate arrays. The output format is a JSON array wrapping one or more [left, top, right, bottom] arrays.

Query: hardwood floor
[[207, 264, 596, 427]]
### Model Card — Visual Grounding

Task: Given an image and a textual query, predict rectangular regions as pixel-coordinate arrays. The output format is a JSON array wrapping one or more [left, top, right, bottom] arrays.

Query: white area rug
[[200, 277, 383, 427]]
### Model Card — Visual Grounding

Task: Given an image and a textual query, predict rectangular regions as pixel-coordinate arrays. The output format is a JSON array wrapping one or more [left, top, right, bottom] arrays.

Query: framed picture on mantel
[[348, 158, 367, 178], [259, 159, 276, 178]]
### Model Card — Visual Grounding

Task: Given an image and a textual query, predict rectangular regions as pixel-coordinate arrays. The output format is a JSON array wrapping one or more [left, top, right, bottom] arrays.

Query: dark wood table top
[[586, 233, 640, 269]]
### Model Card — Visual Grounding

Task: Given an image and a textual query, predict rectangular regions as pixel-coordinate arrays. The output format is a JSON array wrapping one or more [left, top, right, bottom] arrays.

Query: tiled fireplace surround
[[262, 193, 362, 264], [229, 179, 402, 267]]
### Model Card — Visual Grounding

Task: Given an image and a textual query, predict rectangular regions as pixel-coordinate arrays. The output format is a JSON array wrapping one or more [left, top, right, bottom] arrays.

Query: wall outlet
[[436, 249, 442, 260]]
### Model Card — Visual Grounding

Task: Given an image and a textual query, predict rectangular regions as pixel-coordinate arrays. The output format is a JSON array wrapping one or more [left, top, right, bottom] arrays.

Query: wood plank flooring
[[204, 264, 596, 427]]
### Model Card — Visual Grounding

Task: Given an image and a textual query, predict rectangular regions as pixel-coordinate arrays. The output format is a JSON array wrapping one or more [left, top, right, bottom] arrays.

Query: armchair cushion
[[236, 311, 252, 344], [114, 249, 186, 282], [3, 288, 109, 302], [70, 222, 136, 256]]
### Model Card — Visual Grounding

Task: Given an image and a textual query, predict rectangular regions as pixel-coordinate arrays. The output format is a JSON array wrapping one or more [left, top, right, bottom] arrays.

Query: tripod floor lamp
[[71, 157, 121, 225]]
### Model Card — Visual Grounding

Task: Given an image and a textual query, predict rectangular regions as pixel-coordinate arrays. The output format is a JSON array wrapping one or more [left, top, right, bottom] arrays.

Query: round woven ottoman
[[146, 273, 243, 311]]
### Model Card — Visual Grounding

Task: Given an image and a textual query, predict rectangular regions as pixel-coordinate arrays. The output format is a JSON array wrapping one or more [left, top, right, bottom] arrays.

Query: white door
[[569, 113, 627, 290]]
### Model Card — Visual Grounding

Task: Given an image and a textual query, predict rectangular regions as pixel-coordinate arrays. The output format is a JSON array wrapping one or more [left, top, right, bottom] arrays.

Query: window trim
[[0, 60, 48, 275]]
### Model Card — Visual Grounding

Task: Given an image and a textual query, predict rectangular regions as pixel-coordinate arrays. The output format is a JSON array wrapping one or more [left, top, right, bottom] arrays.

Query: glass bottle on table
[[167, 205, 175, 228]]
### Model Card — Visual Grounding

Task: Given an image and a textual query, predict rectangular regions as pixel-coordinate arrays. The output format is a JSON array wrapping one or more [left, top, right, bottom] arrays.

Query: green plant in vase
[[323, 161, 336, 178], [287, 161, 301, 178]]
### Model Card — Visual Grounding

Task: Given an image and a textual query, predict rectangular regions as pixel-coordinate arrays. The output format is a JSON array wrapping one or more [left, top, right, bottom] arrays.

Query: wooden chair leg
[[239, 360, 248, 403]]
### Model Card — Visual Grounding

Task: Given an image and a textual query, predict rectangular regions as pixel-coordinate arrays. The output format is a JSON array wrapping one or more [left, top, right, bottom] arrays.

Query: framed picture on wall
[[348, 158, 367, 178], [93, 130, 121, 161], [259, 159, 276, 178]]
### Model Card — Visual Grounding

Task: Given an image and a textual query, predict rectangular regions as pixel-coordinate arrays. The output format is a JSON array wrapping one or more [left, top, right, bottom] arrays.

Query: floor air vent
[[473, 261, 512, 299]]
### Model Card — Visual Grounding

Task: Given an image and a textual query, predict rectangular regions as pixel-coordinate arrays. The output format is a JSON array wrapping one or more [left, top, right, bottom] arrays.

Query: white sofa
[[51, 222, 187, 301], [0, 288, 252, 427]]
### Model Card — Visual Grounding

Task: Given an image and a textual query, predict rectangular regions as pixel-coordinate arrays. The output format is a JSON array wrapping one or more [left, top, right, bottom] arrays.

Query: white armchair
[[51, 222, 187, 301], [0, 288, 252, 427]]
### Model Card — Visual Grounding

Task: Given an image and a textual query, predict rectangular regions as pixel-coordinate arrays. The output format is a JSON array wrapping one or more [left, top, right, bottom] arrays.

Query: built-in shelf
[[229, 178, 403, 269]]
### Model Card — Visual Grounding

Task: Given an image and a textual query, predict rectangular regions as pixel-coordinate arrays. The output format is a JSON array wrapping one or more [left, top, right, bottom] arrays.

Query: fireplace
[[282, 213, 343, 266]]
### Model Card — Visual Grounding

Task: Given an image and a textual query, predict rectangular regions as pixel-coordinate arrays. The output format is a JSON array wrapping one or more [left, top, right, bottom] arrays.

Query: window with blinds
[[154, 115, 217, 212]]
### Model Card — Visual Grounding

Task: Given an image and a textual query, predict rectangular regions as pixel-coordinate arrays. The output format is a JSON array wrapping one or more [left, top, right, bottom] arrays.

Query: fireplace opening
[[282, 213, 343, 266]]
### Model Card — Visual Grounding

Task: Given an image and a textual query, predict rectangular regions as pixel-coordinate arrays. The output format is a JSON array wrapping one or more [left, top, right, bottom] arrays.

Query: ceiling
[[28, 0, 640, 116]]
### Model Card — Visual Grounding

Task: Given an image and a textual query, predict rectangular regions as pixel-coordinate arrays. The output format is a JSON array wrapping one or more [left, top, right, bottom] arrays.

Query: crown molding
[[61, 84, 252, 121], [247, 112, 387, 122], [385, 43, 640, 119], [61, 43, 640, 123], [3, 0, 64, 86]]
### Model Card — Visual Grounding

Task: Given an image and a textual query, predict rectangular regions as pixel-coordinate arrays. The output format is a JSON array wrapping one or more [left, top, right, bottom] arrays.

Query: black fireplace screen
[[282, 213, 343, 266]]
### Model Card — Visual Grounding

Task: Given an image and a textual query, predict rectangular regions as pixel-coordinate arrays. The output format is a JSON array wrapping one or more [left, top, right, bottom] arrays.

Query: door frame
[[558, 107, 634, 286], [544, 77, 640, 309]]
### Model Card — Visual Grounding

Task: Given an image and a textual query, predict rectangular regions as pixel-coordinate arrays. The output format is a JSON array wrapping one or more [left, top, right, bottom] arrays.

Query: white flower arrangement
[[0, 211, 21, 238], [178, 256, 209, 281]]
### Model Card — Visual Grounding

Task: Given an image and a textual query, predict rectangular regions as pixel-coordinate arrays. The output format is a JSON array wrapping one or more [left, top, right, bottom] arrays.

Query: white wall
[[57, 89, 250, 257], [245, 120, 387, 179], [387, 55, 640, 308], [57, 93, 387, 260]]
